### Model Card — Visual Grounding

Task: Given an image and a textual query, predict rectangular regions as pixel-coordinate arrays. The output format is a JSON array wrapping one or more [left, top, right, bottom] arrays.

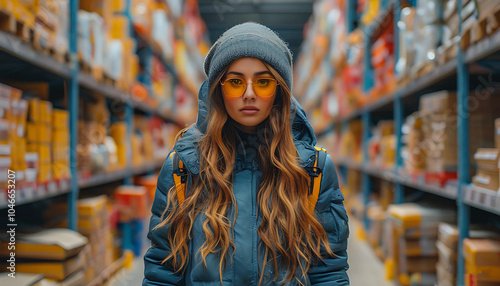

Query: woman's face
[[221, 57, 277, 133]]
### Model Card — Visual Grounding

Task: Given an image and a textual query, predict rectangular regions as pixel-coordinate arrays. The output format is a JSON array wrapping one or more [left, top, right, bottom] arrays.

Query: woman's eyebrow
[[226, 71, 272, 76]]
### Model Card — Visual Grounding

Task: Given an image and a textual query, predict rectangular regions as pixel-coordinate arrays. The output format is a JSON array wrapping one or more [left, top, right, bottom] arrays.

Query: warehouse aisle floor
[[347, 220, 394, 286], [109, 220, 393, 285]]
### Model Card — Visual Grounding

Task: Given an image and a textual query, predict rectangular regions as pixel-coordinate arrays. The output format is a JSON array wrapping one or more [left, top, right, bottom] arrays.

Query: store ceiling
[[198, 0, 314, 62]]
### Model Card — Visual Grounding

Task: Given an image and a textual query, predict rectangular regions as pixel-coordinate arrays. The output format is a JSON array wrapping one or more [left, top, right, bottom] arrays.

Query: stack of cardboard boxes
[[0, 83, 23, 203], [436, 223, 459, 286], [0, 83, 71, 205], [418, 91, 500, 186], [27, 98, 53, 190], [54, 195, 116, 284], [472, 118, 500, 192], [109, 122, 128, 169], [78, 0, 139, 90], [419, 91, 458, 184], [51, 109, 70, 183], [114, 185, 148, 256], [403, 112, 426, 174], [464, 238, 500, 286], [385, 203, 456, 286], [0, 228, 88, 284], [437, 223, 500, 286]]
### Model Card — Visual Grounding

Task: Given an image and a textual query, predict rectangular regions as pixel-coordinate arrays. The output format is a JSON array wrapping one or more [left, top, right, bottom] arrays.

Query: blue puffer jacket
[[143, 79, 349, 285]]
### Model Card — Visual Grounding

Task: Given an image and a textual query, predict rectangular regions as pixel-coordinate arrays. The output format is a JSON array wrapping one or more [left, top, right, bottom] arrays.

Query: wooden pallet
[[0, 9, 32, 42], [461, 7, 500, 50]]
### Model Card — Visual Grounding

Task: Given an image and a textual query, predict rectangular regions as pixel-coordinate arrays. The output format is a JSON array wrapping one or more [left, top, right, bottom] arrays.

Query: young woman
[[143, 22, 349, 286]]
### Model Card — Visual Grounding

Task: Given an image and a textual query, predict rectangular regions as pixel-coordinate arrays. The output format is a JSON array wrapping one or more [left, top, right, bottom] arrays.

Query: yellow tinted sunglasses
[[220, 77, 279, 98]]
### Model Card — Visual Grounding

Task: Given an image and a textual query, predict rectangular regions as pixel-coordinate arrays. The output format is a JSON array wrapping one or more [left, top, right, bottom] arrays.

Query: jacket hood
[[173, 79, 318, 174]]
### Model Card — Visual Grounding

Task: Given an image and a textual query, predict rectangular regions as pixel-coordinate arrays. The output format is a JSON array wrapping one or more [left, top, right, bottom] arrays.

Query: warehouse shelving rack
[[316, 1, 500, 285], [0, 0, 187, 237]]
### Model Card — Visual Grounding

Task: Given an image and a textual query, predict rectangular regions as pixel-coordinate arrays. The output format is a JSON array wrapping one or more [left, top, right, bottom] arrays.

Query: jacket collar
[[174, 79, 317, 175]]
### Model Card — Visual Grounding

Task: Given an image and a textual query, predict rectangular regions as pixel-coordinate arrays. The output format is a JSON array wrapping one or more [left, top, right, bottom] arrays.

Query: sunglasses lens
[[253, 78, 277, 98], [223, 79, 246, 98], [222, 78, 277, 98]]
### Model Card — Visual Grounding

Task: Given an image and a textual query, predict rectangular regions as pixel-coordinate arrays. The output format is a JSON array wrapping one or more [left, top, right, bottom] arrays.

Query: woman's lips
[[240, 109, 258, 115]]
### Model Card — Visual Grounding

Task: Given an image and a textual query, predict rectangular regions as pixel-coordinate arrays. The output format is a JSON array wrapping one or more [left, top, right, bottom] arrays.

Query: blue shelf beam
[[68, 0, 80, 231]]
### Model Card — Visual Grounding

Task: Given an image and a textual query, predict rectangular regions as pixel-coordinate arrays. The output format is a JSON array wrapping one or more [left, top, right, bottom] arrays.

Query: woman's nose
[[243, 80, 256, 100]]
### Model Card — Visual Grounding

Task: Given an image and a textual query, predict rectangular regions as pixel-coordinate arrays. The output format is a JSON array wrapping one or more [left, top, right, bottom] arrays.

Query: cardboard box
[[464, 239, 500, 266], [438, 222, 459, 250], [39, 100, 52, 124], [28, 98, 41, 122], [437, 241, 457, 271], [9, 251, 85, 281], [473, 168, 499, 191], [437, 261, 456, 286], [419, 91, 457, 117], [0, 228, 87, 260], [466, 262, 500, 282], [109, 15, 129, 39], [52, 109, 69, 130]]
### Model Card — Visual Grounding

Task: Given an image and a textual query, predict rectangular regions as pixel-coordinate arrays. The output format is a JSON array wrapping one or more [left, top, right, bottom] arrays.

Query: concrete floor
[[346, 220, 394, 286], [109, 220, 393, 286]]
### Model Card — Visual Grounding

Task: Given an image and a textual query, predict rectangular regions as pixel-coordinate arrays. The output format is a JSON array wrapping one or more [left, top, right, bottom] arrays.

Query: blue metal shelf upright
[[68, 0, 80, 231]]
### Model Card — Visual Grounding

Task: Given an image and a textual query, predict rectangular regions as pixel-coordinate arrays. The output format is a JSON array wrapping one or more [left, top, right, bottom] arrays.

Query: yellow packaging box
[[466, 262, 500, 282], [38, 143, 51, 163], [116, 143, 127, 167], [52, 109, 69, 130], [109, 15, 129, 39], [39, 100, 53, 124], [28, 98, 40, 122], [110, 122, 127, 142], [52, 129, 69, 144], [464, 239, 500, 266]]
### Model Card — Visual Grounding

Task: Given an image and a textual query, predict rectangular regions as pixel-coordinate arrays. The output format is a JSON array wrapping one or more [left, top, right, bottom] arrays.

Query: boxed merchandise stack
[[402, 112, 426, 175], [51, 109, 70, 184], [52, 195, 117, 283], [368, 120, 396, 169], [339, 120, 363, 162], [384, 203, 456, 286], [0, 83, 25, 203], [419, 90, 500, 185], [27, 98, 55, 193], [419, 91, 458, 184], [0, 228, 88, 284], [472, 148, 499, 191], [460, 0, 500, 51], [411, 0, 445, 78], [114, 185, 148, 256], [437, 223, 500, 286], [464, 238, 500, 286], [110, 122, 128, 169], [78, 0, 139, 90], [436, 223, 459, 286]]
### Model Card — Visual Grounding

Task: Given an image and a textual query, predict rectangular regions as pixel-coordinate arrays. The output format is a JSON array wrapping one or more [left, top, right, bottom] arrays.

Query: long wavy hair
[[154, 61, 334, 285]]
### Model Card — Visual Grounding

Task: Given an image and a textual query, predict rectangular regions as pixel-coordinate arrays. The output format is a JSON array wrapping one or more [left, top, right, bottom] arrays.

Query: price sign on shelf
[[59, 180, 70, 191], [48, 181, 57, 194], [38, 184, 46, 197]]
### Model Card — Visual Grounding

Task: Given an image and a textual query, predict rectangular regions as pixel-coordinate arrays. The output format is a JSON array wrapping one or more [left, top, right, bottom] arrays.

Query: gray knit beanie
[[203, 22, 294, 92]]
